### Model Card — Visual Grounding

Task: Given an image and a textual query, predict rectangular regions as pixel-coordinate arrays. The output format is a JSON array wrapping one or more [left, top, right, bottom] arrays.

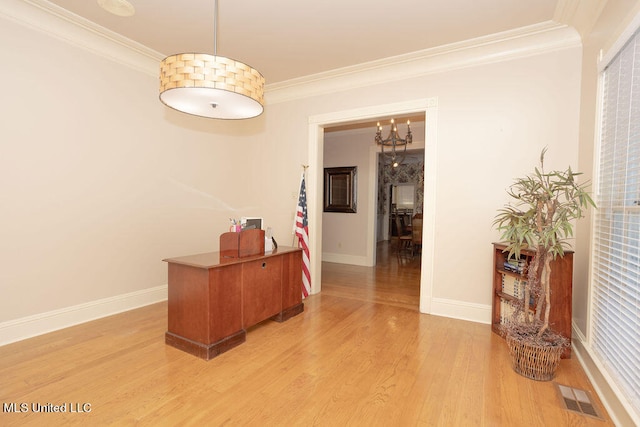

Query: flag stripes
[[295, 174, 311, 298]]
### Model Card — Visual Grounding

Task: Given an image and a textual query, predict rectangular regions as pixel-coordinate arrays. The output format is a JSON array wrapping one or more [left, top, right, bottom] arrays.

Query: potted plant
[[493, 148, 595, 380]]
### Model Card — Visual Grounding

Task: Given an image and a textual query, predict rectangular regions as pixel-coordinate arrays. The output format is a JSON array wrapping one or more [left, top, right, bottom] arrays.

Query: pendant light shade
[[158, 1, 265, 119], [159, 53, 265, 119]]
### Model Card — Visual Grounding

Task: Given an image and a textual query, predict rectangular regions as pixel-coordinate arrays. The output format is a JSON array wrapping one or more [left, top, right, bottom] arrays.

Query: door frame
[[307, 98, 438, 314]]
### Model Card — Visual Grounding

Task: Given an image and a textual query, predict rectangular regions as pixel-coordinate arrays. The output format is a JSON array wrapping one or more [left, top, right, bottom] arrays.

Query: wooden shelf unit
[[491, 242, 573, 358]]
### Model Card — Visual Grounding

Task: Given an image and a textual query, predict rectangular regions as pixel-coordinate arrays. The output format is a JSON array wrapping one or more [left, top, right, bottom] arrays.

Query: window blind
[[593, 29, 640, 418]]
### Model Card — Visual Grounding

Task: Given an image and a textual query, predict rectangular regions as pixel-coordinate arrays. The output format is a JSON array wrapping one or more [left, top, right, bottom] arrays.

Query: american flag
[[295, 174, 311, 298]]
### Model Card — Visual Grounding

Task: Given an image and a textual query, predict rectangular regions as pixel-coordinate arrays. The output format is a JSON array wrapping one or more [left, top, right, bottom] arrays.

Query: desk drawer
[[242, 257, 282, 326]]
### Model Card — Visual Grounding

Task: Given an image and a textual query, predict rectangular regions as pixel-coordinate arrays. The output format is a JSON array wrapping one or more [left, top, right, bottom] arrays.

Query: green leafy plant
[[494, 148, 596, 343]]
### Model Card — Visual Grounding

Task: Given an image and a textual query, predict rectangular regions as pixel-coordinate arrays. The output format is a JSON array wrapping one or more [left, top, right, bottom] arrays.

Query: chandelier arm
[[396, 142, 408, 163], [375, 119, 413, 167]]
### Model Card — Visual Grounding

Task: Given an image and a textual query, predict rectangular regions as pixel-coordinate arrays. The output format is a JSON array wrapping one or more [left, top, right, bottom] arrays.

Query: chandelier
[[159, 0, 265, 119], [375, 119, 412, 168]]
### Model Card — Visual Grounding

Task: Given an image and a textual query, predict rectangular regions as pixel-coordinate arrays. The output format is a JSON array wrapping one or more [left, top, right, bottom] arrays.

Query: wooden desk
[[163, 247, 304, 360]]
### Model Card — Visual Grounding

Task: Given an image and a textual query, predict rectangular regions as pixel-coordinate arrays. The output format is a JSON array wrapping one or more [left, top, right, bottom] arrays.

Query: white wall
[[322, 123, 426, 265], [1, 4, 583, 344], [0, 9, 266, 341], [259, 38, 582, 316], [3, 3, 637, 422], [322, 129, 371, 264], [429, 55, 581, 307]]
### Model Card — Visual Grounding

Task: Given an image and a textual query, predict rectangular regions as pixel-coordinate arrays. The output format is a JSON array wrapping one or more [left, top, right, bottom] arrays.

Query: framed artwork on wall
[[323, 166, 357, 213]]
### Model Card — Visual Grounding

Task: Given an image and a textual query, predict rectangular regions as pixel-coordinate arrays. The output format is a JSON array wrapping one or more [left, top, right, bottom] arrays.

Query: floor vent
[[554, 382, 604, 420]]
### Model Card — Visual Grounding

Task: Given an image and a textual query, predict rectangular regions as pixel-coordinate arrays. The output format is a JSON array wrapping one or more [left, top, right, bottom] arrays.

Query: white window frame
[[589, 12, 640, 424]]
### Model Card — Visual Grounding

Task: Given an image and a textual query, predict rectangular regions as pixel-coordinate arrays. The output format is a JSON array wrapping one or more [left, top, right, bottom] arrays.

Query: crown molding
[[0, 0, 162, 76], [3, 1, 581, 106], [265, 21, 581, 104], [553, 0, 606, 39]]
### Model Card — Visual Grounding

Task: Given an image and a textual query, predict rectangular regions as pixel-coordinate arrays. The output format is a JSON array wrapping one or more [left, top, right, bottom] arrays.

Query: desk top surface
[[163, 246, 301, 269]]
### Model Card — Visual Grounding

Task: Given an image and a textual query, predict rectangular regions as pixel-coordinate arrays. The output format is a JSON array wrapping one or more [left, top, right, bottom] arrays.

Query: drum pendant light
[[159, 0, 264, 119]]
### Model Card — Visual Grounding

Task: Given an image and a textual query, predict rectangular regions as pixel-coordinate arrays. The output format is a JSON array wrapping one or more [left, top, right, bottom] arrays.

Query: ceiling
[[42, 0, 565, 86]]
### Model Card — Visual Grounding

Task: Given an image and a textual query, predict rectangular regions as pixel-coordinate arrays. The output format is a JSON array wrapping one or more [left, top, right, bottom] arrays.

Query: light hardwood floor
[[0, 243, 612, 426]]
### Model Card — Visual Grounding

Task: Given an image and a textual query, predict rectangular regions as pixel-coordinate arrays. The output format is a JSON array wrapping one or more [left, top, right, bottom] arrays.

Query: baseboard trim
[[430, 297, 492, 325], [571, 325, 638, 427], [0, 285, 168, 346], [322, 252, 371, 267]]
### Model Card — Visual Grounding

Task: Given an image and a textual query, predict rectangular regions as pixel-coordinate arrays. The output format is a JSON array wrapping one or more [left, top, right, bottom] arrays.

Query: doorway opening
[[308, 98, 438, 314], [380, 149, 425, 244]]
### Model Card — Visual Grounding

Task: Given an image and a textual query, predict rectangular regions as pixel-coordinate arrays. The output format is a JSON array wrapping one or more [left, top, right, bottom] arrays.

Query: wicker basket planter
[[506, 333, 564, 381]]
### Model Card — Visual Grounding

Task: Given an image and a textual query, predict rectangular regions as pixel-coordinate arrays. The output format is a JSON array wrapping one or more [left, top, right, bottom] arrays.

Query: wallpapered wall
[[377, 156, 425, 215]]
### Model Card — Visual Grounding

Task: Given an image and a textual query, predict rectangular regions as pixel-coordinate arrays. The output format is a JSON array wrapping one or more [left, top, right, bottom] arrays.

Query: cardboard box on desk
[[220, 229, 265, 258]]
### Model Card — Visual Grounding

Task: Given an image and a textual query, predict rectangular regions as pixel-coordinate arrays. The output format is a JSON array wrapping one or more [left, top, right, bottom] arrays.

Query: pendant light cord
[[213, 0, 218, 56]]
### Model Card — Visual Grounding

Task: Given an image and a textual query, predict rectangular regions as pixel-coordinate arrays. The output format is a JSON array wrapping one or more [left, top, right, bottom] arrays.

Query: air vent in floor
[[554, 382, 604, 420]]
